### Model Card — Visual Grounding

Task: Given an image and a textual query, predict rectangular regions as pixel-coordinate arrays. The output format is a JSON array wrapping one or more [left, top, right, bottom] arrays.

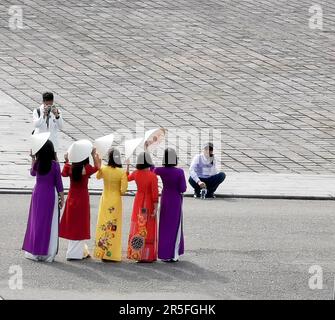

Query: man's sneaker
[[194, 193, 200, 198], [206, 194, 216, 199]]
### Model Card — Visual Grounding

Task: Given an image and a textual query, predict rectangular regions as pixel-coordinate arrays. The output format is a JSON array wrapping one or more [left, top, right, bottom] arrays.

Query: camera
[[45, 105, 57, 114]]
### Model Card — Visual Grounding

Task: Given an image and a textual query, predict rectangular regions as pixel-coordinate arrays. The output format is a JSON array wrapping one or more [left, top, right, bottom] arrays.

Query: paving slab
[[1, 90, 335, 198], [0, 0, 334, 198]]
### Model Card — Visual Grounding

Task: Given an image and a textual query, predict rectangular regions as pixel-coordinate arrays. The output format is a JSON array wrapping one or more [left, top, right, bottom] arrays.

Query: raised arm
[[92, 148, 101, 171], [29, 150, 37, 176], [127, 170, 136, 182], [61, 153, 71, 177], [120, 170, 128, 195], [126, 159, 131, 176], [61, 162, 71, 177], [96, 166, 104, 180], [84, 148, 101, 177], [54, 108, 64, 130], [125, 159, 136, 181]]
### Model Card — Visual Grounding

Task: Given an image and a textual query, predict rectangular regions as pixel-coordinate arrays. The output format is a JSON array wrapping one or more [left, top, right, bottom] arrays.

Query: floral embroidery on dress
[[128, 208, 149, 260], [94, 219, 118, 258]]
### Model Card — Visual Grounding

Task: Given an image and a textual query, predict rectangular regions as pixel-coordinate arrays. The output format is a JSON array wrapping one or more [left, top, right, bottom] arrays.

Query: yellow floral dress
[[94, 166, 128, 261]]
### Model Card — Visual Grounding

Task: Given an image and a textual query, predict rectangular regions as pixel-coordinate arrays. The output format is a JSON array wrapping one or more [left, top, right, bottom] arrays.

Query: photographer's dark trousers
[[189, 172, 226, 198]]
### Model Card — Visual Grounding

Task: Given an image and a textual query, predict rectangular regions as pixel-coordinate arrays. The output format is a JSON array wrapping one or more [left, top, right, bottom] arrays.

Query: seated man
[[189, 143, 226, 198]]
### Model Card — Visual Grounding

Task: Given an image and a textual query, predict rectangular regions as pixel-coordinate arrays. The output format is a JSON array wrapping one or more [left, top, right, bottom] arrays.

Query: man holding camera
[[32, 92, 64, 159]]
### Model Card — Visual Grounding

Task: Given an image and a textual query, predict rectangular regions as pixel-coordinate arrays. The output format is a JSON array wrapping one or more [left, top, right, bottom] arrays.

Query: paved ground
[[0, 1, 334, 302], [0, 0, 335, 176], [0, 194, 334, 300], [2, 90, 335, 198]]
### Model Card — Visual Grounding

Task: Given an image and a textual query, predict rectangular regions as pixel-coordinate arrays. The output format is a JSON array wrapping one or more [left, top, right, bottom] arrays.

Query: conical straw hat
[[31, 132, 51, 155], [68, 139, 93, 163], [94, 134, 114, 158], [124, 137, 144, 160]]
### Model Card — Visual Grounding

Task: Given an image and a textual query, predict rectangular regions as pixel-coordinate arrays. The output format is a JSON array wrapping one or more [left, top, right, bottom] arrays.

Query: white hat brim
[[124, 137, 144, 160], [94, 134, 114, 158], [31, 132, 51, 155], [68, 139, 93, 163]]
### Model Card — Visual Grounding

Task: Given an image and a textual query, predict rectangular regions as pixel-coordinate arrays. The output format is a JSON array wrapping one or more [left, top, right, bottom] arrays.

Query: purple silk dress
[[154, 167, 187, 260], [22, 160, 64, 255]]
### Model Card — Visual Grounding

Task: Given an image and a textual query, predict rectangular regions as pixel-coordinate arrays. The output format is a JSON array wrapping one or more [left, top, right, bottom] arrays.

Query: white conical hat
[[124, 137, 143, 160], [31, 132, 51, 155], [94, 134, 114, 158], [68, 139, 93, 163], [144, 128, 166, 151]]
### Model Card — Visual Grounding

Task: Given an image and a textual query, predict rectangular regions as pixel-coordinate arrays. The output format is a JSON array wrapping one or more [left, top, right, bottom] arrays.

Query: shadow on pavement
[[49, 259, 228, 285]]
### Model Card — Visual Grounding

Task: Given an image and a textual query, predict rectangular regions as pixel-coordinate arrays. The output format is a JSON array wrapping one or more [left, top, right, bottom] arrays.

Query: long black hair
[[136, 152, 153, 170], [35, 140, 56, 175], [108, 148, 122, 168], [72, 158, 90, 181]]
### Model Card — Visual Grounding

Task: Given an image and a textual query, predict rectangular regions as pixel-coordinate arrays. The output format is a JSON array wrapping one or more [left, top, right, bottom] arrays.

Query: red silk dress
[[59, 163, 98, 240], [127, 169, 159, 262]]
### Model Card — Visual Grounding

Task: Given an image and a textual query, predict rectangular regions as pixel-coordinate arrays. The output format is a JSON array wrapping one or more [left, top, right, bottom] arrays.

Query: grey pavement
[[1, 81, 335, 198], [0, 194, 334, 300], [0, 0, 335, 198]]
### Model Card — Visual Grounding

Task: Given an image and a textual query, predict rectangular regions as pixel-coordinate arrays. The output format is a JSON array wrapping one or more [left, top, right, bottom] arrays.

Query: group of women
[[22, 133, 187, 264]]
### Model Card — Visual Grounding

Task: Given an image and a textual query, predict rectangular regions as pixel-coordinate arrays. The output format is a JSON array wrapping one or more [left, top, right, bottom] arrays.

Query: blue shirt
[[189, 154, 218, 183]]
